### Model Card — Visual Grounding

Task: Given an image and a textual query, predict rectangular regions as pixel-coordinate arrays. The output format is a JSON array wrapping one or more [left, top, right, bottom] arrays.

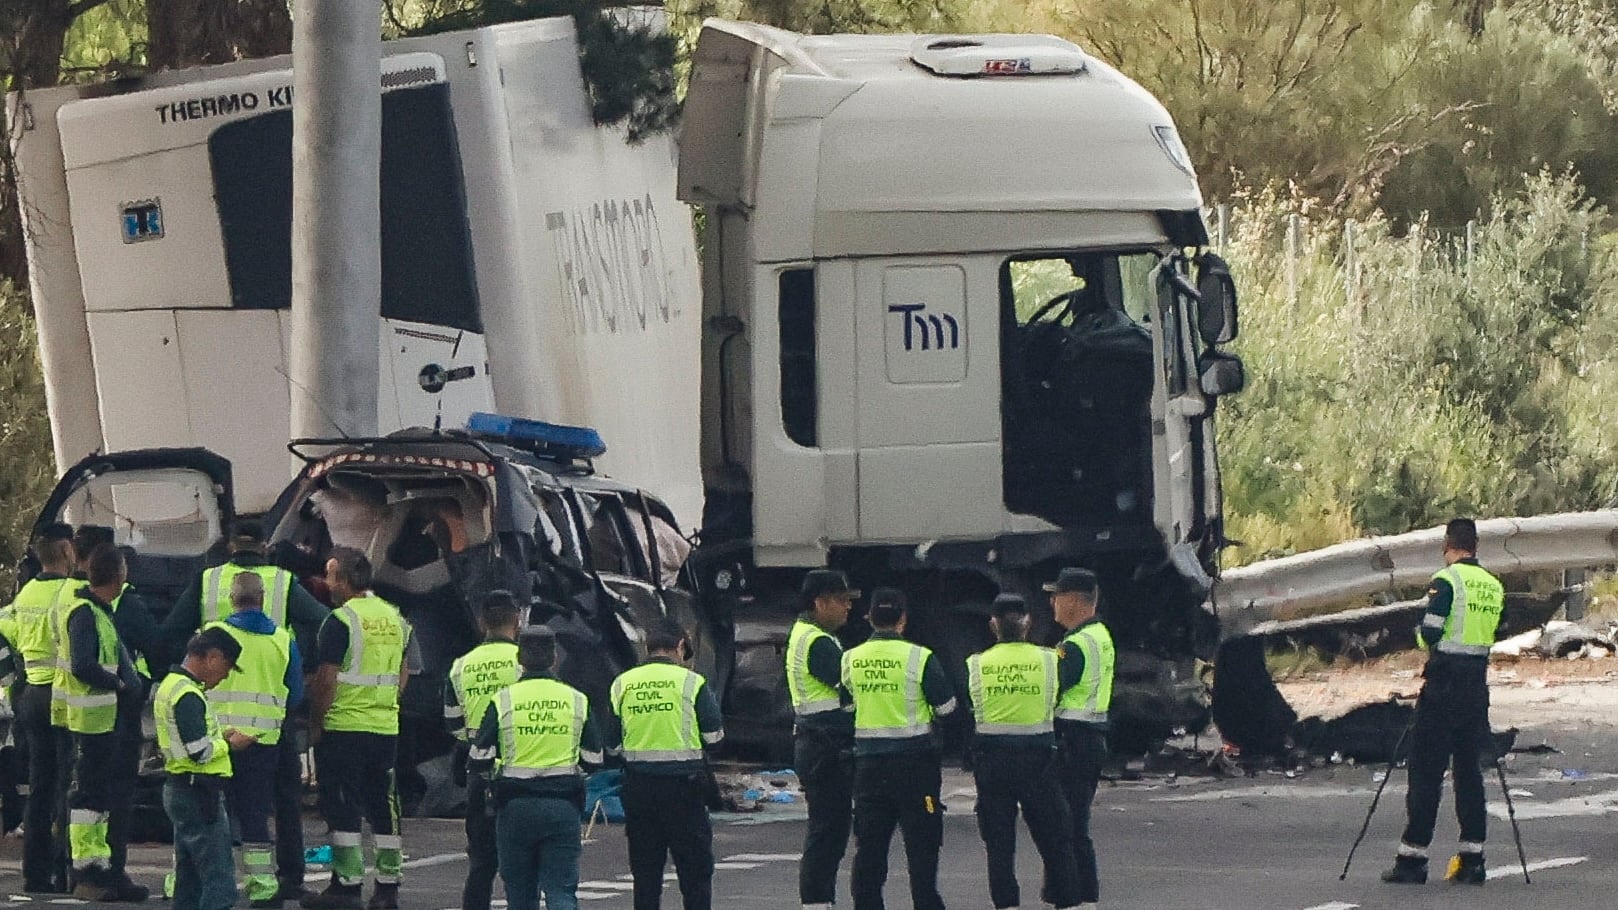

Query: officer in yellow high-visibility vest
[[468, 625, 603, 910], [610, 617, 725, 910], [969, 593, 1082, 910], [1049, 567, 1113, 910], [444, 592, 522, 910], [57, 545, 147, 902], [166, 519, 328, 905], [9, 528, 76, 893], [302, 548, 418, 910], [1382, 518, 1505, 886], [156, 626, 255, 910], [205, 571, 303, 907], [164, 521, 330, 638], [841, 588, 957, 910], [787, 570, 856, 910]]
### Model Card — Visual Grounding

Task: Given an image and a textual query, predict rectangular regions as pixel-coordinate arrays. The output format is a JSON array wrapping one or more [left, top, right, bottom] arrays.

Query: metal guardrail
[[1212, 510, 1618, 637]]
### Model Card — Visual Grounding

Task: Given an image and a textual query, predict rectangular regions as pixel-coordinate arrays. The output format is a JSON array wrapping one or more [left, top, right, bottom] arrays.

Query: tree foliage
[[1218, 173, 1618, 562], [396, 1, 679, 141]]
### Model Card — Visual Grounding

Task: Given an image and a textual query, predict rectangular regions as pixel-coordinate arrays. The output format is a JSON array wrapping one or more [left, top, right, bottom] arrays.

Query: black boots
[[1446, 852, 1487, 884], [365, 883, 399, 910], [1380, 855, 1429, 884], [1382, 851, 1487, 885], [299, 884, 364, 910]]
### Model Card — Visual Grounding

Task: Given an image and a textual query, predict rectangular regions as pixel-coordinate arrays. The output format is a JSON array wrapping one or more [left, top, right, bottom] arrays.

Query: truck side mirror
[[1195, 252, 1239, 346], [1198, 350, 1245, 397]]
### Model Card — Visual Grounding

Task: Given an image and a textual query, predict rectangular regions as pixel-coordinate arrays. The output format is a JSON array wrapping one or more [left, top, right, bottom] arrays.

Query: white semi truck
[[10, 15, 1249, 758]]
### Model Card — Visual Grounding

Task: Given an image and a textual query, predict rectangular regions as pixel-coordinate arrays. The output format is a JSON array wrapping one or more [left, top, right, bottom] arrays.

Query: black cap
[[801, 569, 860, 601], [519, 624, 556, 647], [38, 523, 74, 542], [231, 519, 267, 542], [192, 626, 243, 670], [867, 587, 907, 626], [1043, 567, 1099, 596], [990, 593, 1029, 618]]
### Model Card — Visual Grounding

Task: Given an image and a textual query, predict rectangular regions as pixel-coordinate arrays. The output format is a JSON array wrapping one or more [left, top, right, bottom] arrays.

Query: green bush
[[1218, 173, 1618, 566]]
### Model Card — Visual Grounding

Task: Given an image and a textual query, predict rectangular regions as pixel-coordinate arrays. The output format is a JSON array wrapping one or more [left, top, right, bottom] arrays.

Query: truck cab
[[678, 22, 1243, 751]]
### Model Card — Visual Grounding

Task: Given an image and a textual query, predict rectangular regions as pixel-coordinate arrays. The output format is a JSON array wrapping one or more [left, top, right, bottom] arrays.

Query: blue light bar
[[466, 412, 607, 459]]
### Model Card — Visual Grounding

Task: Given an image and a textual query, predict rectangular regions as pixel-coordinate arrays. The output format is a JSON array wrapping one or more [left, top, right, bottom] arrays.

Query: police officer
[[788, 570, 857, 910], [206, 571, 302, 907], [841, 588, 956, 910], [9, 529, 76, 892], [57, 545, 146, 901], [1382, 518, 1503, 886], [156, 627, 254, 910], [968, 594, 1082, 910], [610, 616, 725, 910], [469, 625, 603, 910], [166, 520, 330, 638], [1049, 567, 1112, 910], [168, 520, 329, 903], [445, 592, 522, 910], [303, 548, 417, 910]]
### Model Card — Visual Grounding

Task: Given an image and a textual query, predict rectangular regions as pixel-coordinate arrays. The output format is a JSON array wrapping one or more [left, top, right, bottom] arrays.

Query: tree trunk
[[233, 0, 294, 59], [147, 0, 238, 69], [0, 0, 81, 286], [148, 0, 294, 69]]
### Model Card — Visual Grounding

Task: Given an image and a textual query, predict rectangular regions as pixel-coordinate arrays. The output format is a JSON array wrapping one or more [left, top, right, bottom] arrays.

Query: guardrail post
[[1564, 568, 1588, 622]]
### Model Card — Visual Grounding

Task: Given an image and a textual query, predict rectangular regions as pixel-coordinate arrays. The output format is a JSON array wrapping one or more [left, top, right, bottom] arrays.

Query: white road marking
[[1300, 902, 1358, 910], [1486, 856, 1587, 880], [1489, 786, 1618, 819], [578, 882, 635, 891], [577, 893, 617, 901], [722, 853, 801, 862], [403, 852, 470, 870], [711, 862, 761, 870]]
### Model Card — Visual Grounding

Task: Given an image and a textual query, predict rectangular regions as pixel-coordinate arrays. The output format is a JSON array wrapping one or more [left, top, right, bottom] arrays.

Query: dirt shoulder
[[1275, 651, 1618, 733]]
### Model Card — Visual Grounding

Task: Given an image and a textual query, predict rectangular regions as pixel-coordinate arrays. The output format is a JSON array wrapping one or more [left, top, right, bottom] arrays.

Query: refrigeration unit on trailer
[[9, 14, 702, 523]]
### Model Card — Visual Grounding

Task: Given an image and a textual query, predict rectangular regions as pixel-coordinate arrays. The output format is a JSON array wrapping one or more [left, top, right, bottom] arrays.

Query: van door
[[22, 448, 234, 607]]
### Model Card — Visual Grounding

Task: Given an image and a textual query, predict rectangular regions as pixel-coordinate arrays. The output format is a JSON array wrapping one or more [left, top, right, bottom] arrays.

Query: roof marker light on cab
[[909, 34, 1089, 77]]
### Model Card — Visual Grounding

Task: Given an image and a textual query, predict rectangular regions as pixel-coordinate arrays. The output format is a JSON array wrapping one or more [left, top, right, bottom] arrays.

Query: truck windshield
[[1000, 251, 1159, 529]]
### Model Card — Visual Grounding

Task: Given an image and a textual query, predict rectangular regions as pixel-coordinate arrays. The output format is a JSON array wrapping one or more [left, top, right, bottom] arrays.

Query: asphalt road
[[4, 726, 1618, 910]]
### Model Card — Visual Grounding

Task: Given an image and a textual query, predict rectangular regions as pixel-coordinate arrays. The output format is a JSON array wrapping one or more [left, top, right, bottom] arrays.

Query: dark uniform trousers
[[463, 774, 499, 910], [1056, 724, 1107, 905], [314, 732, 401, 853], [107, 694, 144, 876], [850, 750, 945, 910], [621, 770, 713, 910], [1401, 655, 1490, 850], [795, 728, 854, 907], [18, 683, 67, 889], [275, 716, 306, 894], [974, 743, 1081, 910]]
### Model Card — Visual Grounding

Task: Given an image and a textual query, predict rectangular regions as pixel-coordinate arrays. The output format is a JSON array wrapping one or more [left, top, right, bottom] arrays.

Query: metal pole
[[1286, 213, 1300, 307], [1493, 758, 1532, 883], [1564, 568, 1587, 622], [1339, 719, 1414, 880], [290, 0, 382, 440]]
